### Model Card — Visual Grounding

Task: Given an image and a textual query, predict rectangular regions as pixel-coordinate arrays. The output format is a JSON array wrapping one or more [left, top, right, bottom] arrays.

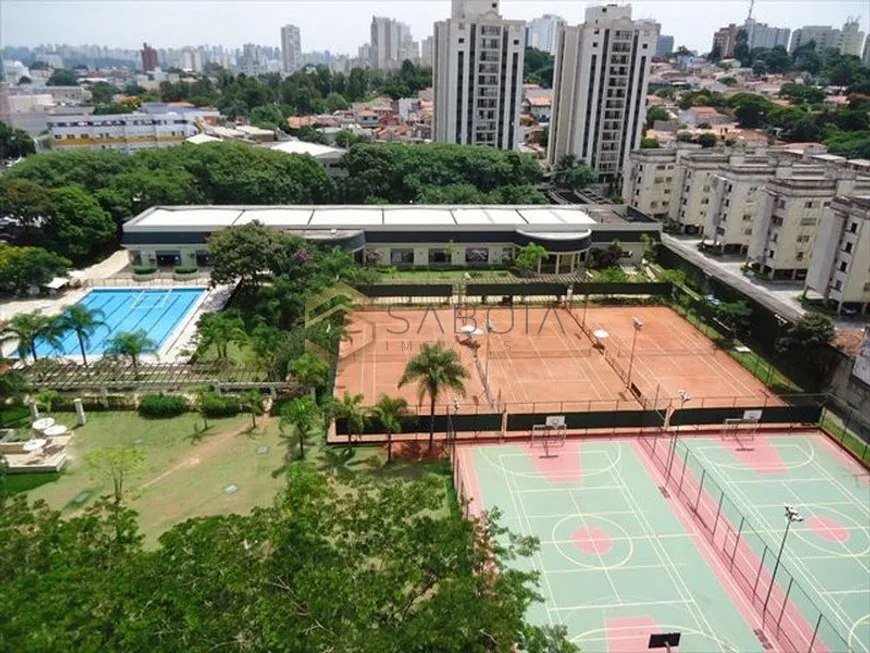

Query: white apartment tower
[[371, 16, 410, 70], [281, 25, 302, 72], [837, 20, 865, 57], [548, 5, 659, 184], [806, 195, 870, 315], [526, 14, 566, 55], [432, 0, 526, 150], [421, 36, 435, 67]]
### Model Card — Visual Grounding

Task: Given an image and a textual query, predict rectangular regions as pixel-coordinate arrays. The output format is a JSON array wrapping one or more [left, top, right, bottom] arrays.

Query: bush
[[200, 393, 241, 417], [133, 265, 157, 275], [174, 265, 198, 275], [139, 393, 188, 418]]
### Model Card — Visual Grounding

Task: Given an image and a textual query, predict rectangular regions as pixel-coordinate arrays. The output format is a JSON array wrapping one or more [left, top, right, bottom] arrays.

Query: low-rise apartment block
[[806, 195, 870, 314], [705, 157, 776, 253], [673, 150, 731, 234], [747, 165, 870, 280], [623, 147, 685, 221]]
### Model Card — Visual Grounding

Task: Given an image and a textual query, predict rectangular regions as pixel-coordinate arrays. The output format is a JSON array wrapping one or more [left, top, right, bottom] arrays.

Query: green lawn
[[12, 411, 286, 547]]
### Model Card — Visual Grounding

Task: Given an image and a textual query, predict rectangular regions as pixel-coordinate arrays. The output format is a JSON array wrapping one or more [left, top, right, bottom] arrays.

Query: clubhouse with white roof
[[122, 204, 661, 274]]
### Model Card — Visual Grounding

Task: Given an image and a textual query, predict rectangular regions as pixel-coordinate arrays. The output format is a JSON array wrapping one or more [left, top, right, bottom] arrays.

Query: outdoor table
[[43, 424, 68, 438], [32, 417, 56, 432], [22, 438, 47, 452]]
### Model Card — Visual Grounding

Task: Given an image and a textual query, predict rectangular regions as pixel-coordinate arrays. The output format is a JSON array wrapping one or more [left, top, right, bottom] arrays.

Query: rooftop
[[124, 205, 633, 233], [269, 141, 346, 158]]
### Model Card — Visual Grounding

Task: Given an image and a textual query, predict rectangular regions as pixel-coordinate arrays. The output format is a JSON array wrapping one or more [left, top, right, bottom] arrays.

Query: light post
[[484, 319, 495, 388], [763, 505, 803, 615], [666, 390, 691, 482], [626, 317, 643, 388], [766, 314, 788, 386], [448, 396, 462, 448]]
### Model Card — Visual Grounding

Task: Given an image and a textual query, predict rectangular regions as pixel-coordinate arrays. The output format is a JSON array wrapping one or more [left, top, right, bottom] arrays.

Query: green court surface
[[456, 439, 771, 653], [682, 432, 870, 653]]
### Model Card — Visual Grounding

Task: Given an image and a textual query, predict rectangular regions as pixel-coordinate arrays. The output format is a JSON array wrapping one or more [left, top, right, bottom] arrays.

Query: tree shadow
[[4, 470, 62, 495]]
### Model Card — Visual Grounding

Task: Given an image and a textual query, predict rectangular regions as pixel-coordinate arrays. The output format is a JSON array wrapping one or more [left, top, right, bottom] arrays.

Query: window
[[656, 164, 666, 170], [664, 188, 671, 194], [701, 198, 709, 205], [428, 249, 450, 265], [844, 242, 853, 254], [465, 248, 489, 264], [804, 201, 814, 208], [390, 248, 414, 265], [651, 201, 658, 208], [458, 38, 465, 44], [654, 177, 664, 183], [838, 261, 847, 272], [800, 218, 817, 226], [703, 185, 711, 192], [834, 279, 842, 291], [768, 249, 775, 258], [796, 251, 805, 261], [744, 228, 752, 235], [743, 214, 753, 222], [849, 222, 858, 233]]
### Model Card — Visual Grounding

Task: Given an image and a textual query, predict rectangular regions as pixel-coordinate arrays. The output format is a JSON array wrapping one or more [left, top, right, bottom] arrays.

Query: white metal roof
[[127, 205, 607, 231], [269, 141, 346, 158]]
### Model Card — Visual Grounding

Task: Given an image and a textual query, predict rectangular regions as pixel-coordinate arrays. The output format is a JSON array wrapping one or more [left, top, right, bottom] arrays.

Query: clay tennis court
[[334, 305, 778, 414]]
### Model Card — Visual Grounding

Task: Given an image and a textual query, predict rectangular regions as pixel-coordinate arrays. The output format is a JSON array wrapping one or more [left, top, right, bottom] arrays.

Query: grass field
[[10, 410, 454, 545]]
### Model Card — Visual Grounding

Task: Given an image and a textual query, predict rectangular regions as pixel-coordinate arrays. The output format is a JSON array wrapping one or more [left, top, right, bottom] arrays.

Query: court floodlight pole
[[666, 390, 691, 482], [763, 505, 803, 615], [767, 314, 788, 386], [484, 320, 495, 388], [626, 317, 644, 389]]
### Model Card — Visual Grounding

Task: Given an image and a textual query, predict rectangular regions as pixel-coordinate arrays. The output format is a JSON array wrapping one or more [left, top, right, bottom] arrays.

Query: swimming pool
[[36, 288, 206, 358]]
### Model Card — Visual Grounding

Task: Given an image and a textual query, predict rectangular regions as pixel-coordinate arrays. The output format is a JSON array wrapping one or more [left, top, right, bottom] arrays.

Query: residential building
[[747, 164, 870, 280], [705, 157, 776, 252], [240, 44, 263, 76], [0, 82, 11, 127], [806, 195, 870, 314], [141, 42, 159, 71], [864, 34, 870, 67], [420, 36, 434, 66], [743, 18, 790, 50], [121, 204, 661, 272], [432, 0, 526, 150], [179, 46, 201, 73], [548, 4, 659, 183], [371, 16, 409, 70], [47, 108, 219, 153], [526, 14, 566, 55], [281, 24, 302, 72], [789, 25, 838, 53], [679, 106, 731, 127], [656, 35, 674, 58], [672, 150, 731, 234], [712, 24, 739, 58], [623, 146, 686, 221], [837, 20, 865, 57]]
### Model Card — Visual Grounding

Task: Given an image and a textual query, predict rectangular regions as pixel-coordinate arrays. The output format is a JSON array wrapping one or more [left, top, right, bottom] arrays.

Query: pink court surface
[[454, 429, 869, 653], [334, 305, 779, 413]]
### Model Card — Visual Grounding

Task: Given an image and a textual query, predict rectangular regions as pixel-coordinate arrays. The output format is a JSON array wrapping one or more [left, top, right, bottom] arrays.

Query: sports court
[[455, 428, 870, 653], [334, 305, 777, 413]]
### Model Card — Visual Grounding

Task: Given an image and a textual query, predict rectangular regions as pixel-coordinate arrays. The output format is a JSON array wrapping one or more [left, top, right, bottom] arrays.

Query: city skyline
[[2, 0, 869, 56]]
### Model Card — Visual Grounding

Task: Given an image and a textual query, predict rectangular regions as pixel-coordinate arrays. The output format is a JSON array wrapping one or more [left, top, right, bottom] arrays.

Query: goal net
[[721, 417, 760, 442], [530, 424, 567, 457]]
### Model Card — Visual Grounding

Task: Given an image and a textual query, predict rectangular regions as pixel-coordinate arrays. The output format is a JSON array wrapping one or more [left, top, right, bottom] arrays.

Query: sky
[[2, 0, 869, 55]]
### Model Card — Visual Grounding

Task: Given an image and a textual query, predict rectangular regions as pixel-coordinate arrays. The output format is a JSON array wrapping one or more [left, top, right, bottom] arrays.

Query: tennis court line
[[544, 563, 675, 575], [545, 532, 696, 545], [550, 598, 693, 611]]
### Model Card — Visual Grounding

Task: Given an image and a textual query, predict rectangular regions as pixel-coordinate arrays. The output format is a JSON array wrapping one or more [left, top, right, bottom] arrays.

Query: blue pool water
[[36, 288, 206, 358]]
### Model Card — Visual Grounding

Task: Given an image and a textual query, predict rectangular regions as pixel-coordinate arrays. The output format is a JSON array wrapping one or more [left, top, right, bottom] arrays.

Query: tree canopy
[[0, 244, 70, 294], [524, 47, 555, 88], [0, 121, 35, 159], [45, 68, 78, 86]]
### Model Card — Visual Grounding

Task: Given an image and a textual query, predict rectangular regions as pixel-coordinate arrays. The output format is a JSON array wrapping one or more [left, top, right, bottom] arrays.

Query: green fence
[[507, 410, 664, 431], [355, 283, 454, 298], [572, 281, 671, 296], [669, 405, 823, 427]]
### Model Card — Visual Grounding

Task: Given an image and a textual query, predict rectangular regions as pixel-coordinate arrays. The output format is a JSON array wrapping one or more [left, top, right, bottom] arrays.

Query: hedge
[[200, 393, 241, 417], [174, 265, 198, 275], [133, 265, 157, 275], [139, 394, 189, 418]]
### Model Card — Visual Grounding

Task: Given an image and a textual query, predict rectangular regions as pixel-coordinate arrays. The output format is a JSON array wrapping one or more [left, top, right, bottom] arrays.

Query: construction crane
[[747, 0, 755, 22]]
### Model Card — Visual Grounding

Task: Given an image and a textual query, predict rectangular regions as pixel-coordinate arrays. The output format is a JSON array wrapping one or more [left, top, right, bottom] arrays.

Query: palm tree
[[279, 396, 318, 460], [34, 389, 59, 414], [399, 341, 469, 451], [334, 391, 367, 450], [58, 304, 105, 366], [242, 389, 263, 429], [3, 312, 64, 362], [192, 386, 212, 431], [104, 330, 156, 374], [289, 352, 329, 400], [196, 313, 247, 363], [372, 394, 409, 464]]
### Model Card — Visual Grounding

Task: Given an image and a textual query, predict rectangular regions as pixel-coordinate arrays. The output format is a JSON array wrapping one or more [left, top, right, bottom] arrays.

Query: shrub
[[174, 265, 198, 275], [200, 393, 241, 417], [133, 265, 157, 275], [139, 393, 188, 418]]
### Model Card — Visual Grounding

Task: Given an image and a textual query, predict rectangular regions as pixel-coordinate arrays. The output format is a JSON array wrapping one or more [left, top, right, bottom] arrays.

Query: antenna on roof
[[747, 0, 755, 22]]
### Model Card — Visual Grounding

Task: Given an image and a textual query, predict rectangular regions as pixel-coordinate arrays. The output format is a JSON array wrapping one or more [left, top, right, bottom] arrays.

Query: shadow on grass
[[60, 484, 101, 513], [4, 471, 63, 495]]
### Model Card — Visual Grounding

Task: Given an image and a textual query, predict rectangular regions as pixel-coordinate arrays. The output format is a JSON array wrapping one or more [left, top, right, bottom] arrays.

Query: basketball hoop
[[530, 418, 567, 457]]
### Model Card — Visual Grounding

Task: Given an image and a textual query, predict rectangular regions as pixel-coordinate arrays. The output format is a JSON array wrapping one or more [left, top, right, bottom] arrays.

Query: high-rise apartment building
[[837, 20, 865, 57], [420, 36, 434, 67], [548, 5, 659, 184], [743, 18, 790, 50], [432, 0, 525, 150], [371, 16, 411, 69], [791, 20, 865, 56], [526, 14, 566, 55], [655, 35, 674, 58], [863, 34, 870, 67], [712, 24, 739, 58], [281, 25, 302, 72], [180, 46, 201, 72], [141, 42, 159, 71]]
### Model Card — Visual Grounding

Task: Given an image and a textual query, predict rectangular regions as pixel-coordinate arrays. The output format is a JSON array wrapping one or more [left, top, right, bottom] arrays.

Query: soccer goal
[[530, 422, 567, 457], [721, 417, 760, 443]]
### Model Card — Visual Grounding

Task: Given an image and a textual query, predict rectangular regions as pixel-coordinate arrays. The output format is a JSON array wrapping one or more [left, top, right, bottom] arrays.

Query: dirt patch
[[387, 440, 450, 462]]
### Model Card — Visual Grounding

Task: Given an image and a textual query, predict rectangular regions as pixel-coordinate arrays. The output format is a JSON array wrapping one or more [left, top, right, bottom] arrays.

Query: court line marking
[[699, 444, 870, 653], [545, 532, 695, 545], [550, 598, 693, 611], [543, 562, 674, 575], [602, 444, 726, 653], [573, 623, 743, 652]]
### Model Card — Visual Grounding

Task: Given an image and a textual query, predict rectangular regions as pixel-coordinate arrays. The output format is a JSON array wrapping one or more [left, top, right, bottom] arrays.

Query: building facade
[[549, 5, 659, 184], [371, 16, 410, 70], [420, 35, 434, 67], [863, 33, 870, 67], [806, 195, 870, 314], [744, 19, 790, 50], [837, 20, 865, 57], [712, 24, 739, 58], [48, 109, 219, 153], [526, 14, 566, 55], [705, 159, 776, 252], [432, 0, 525, 150], [281, 25, 302, 72], [141, 42, 159, 72], [655, 35, 674, 58], [179, 46, 201, 73]]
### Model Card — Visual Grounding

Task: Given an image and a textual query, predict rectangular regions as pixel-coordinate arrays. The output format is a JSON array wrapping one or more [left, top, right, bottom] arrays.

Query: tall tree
[[2, 312, 63, 362], [333, 391, 367, 450], [289, 352, 329, 400], [196, 312, 247, 363], [242, 389, 264, 429], [58, 304, 106, 366], [372, 394, 409, 464], [45, 186, 116, 260], [0, 121, 35, 159], [207, 221, 282, 288], [86, 447, 146, 506], [279, 395, 319, 459], [398, 342, 469, 451]]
